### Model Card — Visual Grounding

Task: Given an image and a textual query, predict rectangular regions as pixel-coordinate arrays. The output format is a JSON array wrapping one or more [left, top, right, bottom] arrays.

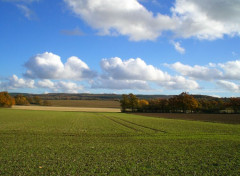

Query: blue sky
[[0, 0, 240, 97]]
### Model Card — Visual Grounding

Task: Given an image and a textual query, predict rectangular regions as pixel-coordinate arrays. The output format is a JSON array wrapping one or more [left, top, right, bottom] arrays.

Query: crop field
[[0, 109, 239, 175], [133, 113, 240, 124], [48, 100, 120, 108]]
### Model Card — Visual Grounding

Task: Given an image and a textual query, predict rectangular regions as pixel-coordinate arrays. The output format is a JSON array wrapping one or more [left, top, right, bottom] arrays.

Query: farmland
[[134, 113, 240, 124], [11, 105, 121, 113], [48, 100, 120, 108], [0, 109, 239, 175]]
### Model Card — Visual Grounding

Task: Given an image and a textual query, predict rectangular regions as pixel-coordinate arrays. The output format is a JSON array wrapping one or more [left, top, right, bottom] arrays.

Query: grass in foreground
[[0, 109, 239, 175]]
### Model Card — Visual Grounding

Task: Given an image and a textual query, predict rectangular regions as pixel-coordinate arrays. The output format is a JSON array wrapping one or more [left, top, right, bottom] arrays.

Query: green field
[[0, 109, 239, 175]]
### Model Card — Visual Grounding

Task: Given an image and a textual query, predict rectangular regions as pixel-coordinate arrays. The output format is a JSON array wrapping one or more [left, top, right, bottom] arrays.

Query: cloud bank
[[37, 79, 83, 93], [1, 52, 239, 94], [96, 57, 199, 90], [168, 60, 240, 81], [0, 75, 35, 90]]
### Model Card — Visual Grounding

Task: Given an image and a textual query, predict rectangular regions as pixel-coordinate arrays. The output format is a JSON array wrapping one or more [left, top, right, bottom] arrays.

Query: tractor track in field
[[111, 116, 167, 133], [103, 114, 166, 133], [102, 115, 144, 132]]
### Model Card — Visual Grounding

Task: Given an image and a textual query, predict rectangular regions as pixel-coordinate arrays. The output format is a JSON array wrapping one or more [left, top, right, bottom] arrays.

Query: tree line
[[0, 92, 51, 107], [120, 93, 240, 114]]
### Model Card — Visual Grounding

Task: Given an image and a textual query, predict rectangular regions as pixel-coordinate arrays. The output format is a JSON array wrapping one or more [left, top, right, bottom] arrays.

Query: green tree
[[128, 93, 138, 112], [120, 93, 139, 112], [229, 98, 240, 113], [120, 94, 129, 112]]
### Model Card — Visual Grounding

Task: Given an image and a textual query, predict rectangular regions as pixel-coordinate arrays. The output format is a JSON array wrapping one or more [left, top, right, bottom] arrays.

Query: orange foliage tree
[[0, 92, 15, 108], [138, 99, 149, 112], [15, 94, 30, 105]]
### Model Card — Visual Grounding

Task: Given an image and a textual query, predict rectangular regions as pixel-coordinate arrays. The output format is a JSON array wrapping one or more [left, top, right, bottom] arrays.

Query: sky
[[0, 0, 240, 97]]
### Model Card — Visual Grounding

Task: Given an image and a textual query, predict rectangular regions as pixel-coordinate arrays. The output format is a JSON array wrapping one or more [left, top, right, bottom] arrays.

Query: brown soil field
[[12, 105, 121, 112], [48, 100, 120, 108], [133, 113, 240, 124]]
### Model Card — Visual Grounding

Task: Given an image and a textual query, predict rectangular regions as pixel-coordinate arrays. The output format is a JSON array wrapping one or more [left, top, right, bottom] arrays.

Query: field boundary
[[11, 105, 121, 112]]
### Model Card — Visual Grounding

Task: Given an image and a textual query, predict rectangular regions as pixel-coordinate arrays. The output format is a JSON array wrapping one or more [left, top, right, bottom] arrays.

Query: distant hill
[[9, 93, 220, 101]]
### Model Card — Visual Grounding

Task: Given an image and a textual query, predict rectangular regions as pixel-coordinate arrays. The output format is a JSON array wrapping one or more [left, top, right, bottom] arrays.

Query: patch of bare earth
[[133, 113, 240, 124], [12, 105, 121, 112]]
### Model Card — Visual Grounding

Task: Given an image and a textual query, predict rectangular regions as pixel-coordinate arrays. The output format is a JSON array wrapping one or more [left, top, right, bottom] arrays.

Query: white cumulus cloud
[[37, 79, 83, 93], [55, 81, 83, 93], [98, 57, 199, 90], [168, 60, 240, 81], [101, 57, 171, 81], [24, 52, 96, 80], [219, 60, 240, 80], [64, 0, 240, 41], [0, 75, 35, 90], [172, 0, 240, 40], [64, 0, 176, 41], [37, 79, 55, 90], [91, 78, 151, 90], [158, 76, 199, 90], [167, 62, 223, 80], [217, 80, 240, 92]]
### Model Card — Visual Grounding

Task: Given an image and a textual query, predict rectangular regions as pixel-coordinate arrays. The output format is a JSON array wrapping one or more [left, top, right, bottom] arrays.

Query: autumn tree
[[148, 99, 159, 112], [41, 100, 52, 106], [158, 99, 169, 113], [33, 96, 42, 105], [0, 92, 15, 108], [26, 96, 34, 104], [120, 93, 139, 112], [168, 96, 180, 113], [15, 94, 30, 105], [137, 99, 149, 112], [120, 94, 129, 112], [229, 98, 240, 113], [175, 92, 198, 113]]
